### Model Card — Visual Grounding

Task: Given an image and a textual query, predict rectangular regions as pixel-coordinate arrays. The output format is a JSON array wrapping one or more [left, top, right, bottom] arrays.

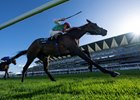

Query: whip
[[65, 11, 82, 20]]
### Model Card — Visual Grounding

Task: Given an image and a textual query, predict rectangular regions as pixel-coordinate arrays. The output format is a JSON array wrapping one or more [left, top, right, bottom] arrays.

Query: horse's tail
[[12, 50, 27, 60]]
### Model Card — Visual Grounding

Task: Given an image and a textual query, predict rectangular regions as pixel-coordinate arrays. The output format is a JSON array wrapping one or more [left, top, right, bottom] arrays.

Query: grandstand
[[27, 32, 140, 76]]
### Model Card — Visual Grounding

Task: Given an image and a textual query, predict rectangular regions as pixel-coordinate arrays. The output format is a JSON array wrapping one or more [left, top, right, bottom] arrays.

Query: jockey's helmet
[[64, 22, 71, 28]]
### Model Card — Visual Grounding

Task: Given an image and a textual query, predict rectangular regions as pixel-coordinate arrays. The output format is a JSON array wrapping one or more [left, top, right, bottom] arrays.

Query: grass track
[[0, 69, 139, 100]]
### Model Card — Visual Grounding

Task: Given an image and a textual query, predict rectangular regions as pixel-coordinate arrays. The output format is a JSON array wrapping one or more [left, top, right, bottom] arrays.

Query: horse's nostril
[[102, 31, 107, 36]]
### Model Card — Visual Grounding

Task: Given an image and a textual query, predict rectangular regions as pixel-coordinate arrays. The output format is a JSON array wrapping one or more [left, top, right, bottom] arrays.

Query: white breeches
[[50, 31, 62, 36]]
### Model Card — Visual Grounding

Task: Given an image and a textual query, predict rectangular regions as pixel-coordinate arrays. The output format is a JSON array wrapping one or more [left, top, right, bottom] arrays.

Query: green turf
[[0, 69, 139, 100]]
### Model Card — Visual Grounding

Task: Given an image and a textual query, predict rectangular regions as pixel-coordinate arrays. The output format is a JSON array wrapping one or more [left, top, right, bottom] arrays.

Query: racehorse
[[0, 58, 16, 79], [13, 19, 120, 82]]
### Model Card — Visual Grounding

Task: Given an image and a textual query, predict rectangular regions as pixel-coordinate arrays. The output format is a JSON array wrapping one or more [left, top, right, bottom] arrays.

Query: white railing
[[13, 63, 140, 77], [0, 0, 69, 30]]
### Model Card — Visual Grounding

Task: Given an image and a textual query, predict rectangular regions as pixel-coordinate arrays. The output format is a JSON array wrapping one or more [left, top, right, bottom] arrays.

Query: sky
[[0, 0, 140, 74]]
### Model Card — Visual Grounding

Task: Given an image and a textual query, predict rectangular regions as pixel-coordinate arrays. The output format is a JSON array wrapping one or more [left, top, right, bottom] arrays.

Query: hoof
[[52, 79, 56, 82], [21, 79, 24, 82], [88, 66, 92, 72], [110, 71, 120, 77], [3, 77, 6, 80]]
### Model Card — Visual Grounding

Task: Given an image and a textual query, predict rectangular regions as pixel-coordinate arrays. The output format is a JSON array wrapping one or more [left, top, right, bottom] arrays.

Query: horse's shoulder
[[38, 38, 52, 44], [31, 38, 47, 43]]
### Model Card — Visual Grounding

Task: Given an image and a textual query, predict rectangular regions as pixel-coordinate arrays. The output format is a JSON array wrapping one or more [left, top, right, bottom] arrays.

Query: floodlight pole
[[0, 0, 69, 30]]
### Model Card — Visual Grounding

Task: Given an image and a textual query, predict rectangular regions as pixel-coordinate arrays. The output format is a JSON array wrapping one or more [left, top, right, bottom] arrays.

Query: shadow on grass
[[8, 80, 116, 99], [83, 80, 115, 86], [7, 84, 81, 99]]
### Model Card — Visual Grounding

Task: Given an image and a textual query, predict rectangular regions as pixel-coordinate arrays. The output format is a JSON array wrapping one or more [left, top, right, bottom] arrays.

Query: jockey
[[50, 18, 71, 40], [1, 56, 10, 62]]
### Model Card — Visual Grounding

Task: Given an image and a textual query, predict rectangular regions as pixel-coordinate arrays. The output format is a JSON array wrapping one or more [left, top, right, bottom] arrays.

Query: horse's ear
[[86, 19, 92, 23]]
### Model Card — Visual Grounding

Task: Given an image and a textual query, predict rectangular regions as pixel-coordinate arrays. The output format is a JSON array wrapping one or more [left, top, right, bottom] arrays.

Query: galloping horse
[[13, 19, 120, 82], [0, 58, 16, 79]]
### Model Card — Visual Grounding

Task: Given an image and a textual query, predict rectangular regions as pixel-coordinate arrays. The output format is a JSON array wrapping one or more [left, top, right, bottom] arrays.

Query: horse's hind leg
[[22, 55, 35, 82], [6, 69, 9, 78], [38, 55, 55, 81], [3, 66, 9, 79]]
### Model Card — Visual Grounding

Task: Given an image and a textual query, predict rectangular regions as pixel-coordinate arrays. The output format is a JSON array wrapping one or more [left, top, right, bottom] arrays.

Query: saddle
[[41, 33, 63, 44], [40, 34, 63, 56], [0, 57, 10, 64]]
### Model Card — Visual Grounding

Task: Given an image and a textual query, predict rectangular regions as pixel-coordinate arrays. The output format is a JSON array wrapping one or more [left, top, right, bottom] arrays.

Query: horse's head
[[85, 19, 107, 36], [11, 59, 16, 65]]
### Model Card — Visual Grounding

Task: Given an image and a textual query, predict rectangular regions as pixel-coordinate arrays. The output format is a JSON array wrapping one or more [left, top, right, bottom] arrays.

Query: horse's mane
[[64, 25, 85, 39]]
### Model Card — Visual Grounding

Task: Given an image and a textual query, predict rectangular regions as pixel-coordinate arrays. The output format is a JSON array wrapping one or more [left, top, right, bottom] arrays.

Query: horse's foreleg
[[3, 71, 6, 79], [38, 56, 56, 81], [83, 50, 93, 72], [6, 70, 9, 78], [43, 59, 56, 81], [7, 72, 9, 78], [70, 47, 120, 77]]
